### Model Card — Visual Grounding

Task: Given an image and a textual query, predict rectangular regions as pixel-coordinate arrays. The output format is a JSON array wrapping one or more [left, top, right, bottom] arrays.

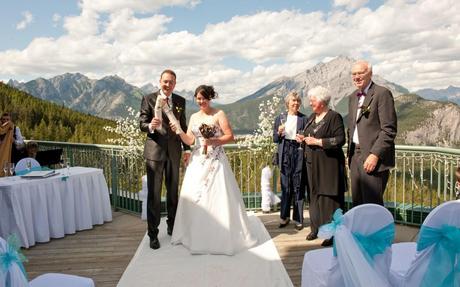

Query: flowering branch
[[239, 92, 282, 154], [103, 106, 144, 157]]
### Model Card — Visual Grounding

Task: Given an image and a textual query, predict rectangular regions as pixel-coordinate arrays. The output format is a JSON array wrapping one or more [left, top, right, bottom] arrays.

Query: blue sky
[[0, 0, 458, 103], [1, 1, 330, 49]]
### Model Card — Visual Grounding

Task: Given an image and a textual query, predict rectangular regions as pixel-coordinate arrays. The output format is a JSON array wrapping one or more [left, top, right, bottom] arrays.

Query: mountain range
[[6, 56, 460, 147], [414, 86, 460, 105], [8, 73, 144, 118], [221, 56, 409, 133]]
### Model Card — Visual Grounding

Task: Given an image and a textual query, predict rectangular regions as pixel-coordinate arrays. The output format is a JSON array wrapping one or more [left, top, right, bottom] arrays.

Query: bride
[[170, 85, 257, 255]]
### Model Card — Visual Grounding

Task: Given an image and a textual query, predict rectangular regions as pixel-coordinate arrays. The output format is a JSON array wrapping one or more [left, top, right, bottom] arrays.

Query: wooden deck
[[22, 210, 420, 287]]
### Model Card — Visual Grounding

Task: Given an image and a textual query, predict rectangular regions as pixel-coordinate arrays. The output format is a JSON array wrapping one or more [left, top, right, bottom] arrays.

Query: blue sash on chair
[[0, 235, 28, 287], [15, 166, 42, 176], [418, 224, 460, 287], [319, 209, 395, 261]]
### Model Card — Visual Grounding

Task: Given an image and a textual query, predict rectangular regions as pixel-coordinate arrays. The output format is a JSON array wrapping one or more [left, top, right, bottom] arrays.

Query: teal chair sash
[[418, 224, 460, 287], [353, 223, 395, 265], [0, 235, 28, 287], [15, 166, 42, 176], [319, 208, 394, 261]]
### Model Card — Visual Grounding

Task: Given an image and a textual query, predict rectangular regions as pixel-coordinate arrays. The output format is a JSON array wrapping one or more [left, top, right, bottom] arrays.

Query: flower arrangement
[[103, 106, 144, 158], [199, 123, 217, 155], [239, 91, 282, 162]]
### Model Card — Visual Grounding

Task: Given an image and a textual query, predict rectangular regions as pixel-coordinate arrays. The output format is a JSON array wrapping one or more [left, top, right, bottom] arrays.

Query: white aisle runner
[[118, 214, 293, 287]]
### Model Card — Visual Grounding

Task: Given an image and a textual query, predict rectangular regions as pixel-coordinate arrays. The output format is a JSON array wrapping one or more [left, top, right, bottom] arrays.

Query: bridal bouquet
[[199, 123, 217, 155]]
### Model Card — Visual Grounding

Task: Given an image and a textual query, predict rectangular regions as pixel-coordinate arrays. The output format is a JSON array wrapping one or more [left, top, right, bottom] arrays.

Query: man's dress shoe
[[150, 237, 160, 249], [306, 232, 318, 241]]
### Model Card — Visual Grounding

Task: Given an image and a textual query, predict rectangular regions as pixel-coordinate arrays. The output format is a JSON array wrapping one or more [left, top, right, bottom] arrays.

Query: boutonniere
[[360, 105, 371, 117], [175, 106, 183, 114]]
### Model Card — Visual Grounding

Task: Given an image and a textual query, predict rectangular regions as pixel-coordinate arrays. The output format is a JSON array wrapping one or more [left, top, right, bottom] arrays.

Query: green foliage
[[0, 82, 116, 144]]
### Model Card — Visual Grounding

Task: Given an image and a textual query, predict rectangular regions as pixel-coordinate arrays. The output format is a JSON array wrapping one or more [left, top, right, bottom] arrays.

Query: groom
[[139, 69, 190, 250]]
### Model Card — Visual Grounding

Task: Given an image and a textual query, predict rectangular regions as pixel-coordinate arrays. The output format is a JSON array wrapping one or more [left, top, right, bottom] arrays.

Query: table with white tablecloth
[[0, 167, 113, 248]]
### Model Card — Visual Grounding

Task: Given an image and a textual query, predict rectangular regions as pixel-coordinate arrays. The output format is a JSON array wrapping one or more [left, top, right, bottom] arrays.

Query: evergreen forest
[[0, 82, 116, 144]]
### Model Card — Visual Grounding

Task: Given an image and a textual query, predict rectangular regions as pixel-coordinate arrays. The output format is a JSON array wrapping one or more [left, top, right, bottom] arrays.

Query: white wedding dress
[[171, 123, 257, 255]]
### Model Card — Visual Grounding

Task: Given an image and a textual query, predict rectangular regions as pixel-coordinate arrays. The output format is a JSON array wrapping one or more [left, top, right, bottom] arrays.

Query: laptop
[[36, 149, 63, 167]]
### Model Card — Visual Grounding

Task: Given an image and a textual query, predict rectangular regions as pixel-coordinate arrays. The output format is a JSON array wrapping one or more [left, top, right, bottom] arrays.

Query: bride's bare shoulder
[[188, 112, 198, 125], [190, 112, 201, 120], [214, 109, 228, 120]]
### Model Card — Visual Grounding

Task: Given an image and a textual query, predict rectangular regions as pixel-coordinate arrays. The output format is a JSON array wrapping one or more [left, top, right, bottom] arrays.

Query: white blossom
[[103, 106, 144, 158], [239, 92, 282, 153]]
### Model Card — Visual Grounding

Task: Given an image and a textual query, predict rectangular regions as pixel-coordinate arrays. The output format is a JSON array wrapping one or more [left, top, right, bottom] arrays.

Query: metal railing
[[35, 141, 460, 225]]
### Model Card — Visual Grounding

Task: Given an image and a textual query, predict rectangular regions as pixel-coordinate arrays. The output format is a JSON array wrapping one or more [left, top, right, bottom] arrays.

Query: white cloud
[[103, 10, 171, 44], [333, 0, 369, 11], [16, 11, 34, 30], [1, 0, 460, 102], [52, 13, 61, 22], [63, 10, 100, 37], [80, 0, 200, 13]]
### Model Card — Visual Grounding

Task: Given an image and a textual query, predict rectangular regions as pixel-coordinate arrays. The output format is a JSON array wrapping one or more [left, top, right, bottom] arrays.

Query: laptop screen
[[35, 149, 63, 166]]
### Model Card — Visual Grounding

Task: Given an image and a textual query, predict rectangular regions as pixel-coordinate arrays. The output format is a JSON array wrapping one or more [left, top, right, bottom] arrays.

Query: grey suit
[[347, 81, 397, 206], [139, 90, 189, 239]]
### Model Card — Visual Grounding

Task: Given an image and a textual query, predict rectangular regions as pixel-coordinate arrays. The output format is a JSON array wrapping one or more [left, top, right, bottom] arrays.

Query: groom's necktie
[[166, 97, 171, 107]]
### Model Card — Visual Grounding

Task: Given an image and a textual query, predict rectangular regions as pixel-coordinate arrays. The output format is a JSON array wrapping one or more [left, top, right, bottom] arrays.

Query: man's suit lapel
[[171, 94, 183, 118], [362, 82, 375, 110], [356, 82, 375, 123], [350, 91, 359, 124]]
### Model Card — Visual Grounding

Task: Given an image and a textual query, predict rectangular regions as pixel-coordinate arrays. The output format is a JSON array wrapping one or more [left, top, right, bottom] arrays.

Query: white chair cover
[[390, 200, 460, 287], [302, 204, 394, 287], [14, 158, 40, 174], [0, 236, 30, 287], [29, 273, 94, 287], [140, 175, 147, 221], [260, 166, 280, 212], [0, 236, 95, 287]]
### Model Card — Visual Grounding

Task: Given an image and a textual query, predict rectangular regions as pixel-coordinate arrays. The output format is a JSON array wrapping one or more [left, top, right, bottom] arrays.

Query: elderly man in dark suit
[[139, 69, 190, 250], [347, 60, 397, 206]]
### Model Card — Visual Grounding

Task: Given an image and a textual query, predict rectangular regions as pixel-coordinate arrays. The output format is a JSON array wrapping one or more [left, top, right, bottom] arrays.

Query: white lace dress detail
[[190, 123, 224, 202], [171, 122, 257, 255]]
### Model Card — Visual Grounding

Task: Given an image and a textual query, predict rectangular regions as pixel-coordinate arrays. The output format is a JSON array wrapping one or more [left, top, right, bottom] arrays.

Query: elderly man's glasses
[[351, 71, 368, 77]]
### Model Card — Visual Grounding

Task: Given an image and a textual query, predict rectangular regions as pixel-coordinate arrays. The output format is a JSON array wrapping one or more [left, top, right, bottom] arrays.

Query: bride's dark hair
[[194, 85, 218, 100]]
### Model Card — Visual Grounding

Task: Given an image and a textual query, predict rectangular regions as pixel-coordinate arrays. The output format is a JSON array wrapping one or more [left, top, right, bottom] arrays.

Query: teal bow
[[319, 208, 344, 236], [15, 166, 42, 176], [319, 209, 394, 260], [418, 224, 460, 287], [352, 223, 395, 265], [318, 209, 344, 256], [0, 234, 28, 283]]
